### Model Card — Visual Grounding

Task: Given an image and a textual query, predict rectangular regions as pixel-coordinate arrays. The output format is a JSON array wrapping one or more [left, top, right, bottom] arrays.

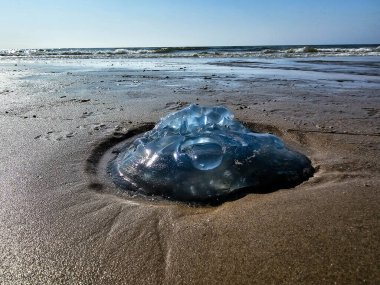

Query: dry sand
[[0, 58, 379, 284]]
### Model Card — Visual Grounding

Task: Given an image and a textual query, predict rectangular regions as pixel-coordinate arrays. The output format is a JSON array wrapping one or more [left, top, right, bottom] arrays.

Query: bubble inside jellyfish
[[109, 104, 313, 202]]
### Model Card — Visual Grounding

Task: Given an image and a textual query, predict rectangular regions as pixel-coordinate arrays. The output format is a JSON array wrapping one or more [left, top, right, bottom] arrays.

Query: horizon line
[[1, 43, 379, 50]]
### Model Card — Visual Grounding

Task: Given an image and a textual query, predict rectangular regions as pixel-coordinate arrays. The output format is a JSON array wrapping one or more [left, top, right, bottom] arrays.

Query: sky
[[0, 0, 379, 49]]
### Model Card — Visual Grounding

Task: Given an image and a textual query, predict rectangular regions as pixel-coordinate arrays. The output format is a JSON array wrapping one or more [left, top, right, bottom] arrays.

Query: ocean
[[1, 44, 379, 59]]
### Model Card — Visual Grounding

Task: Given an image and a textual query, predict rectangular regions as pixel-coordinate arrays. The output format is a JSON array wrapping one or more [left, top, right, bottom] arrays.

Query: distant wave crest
[[1, 45, 379, 59], [153, 46, 209, 54]]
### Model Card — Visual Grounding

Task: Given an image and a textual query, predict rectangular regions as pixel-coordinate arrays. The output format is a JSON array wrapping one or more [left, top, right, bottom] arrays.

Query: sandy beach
[[0, 56, 379, 284]]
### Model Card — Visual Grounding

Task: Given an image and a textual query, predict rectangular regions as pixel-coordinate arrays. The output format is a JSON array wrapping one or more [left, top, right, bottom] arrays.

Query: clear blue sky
[[0, 0, 379, 49]]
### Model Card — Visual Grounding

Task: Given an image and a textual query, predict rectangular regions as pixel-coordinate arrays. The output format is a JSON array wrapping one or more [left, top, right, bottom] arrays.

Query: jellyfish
[[110, 104, 313, 202]]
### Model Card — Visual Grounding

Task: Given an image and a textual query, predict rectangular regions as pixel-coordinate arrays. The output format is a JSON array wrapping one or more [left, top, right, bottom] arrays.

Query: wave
[[152, 46, 211, 54], [1, 45, 379, 59], [111, 48, 150, 55], [287, 46, 319, 53]]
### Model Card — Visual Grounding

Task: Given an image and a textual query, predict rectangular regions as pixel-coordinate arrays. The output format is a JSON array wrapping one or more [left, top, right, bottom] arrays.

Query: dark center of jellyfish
[[179, 137, 224, 170]]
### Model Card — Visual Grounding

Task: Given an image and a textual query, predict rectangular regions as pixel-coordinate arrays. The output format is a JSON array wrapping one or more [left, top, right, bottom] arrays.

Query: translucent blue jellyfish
[[110, 104, 313, 202]]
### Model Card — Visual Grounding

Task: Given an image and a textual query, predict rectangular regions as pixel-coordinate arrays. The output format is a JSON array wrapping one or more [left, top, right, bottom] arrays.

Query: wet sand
[[0, 57, 379, 284]]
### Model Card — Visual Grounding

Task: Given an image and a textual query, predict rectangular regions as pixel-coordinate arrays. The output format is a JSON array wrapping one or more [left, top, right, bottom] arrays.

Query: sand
[[0, 57, 379, 284]]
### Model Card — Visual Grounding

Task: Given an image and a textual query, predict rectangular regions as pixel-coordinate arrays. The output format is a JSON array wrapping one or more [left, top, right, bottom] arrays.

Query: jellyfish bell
[[110, 104, 313, 203]]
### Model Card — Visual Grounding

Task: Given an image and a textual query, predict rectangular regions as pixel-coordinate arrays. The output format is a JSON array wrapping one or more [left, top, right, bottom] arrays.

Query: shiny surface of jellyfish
[[110, 104, 313, 202]]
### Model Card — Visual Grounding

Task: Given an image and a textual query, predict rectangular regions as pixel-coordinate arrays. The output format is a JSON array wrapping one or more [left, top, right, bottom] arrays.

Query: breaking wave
[[1, 45, 379, 59]]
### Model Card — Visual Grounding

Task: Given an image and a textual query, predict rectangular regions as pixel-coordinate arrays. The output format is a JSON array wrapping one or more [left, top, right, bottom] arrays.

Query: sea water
[[1, 44, 379, 59]]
